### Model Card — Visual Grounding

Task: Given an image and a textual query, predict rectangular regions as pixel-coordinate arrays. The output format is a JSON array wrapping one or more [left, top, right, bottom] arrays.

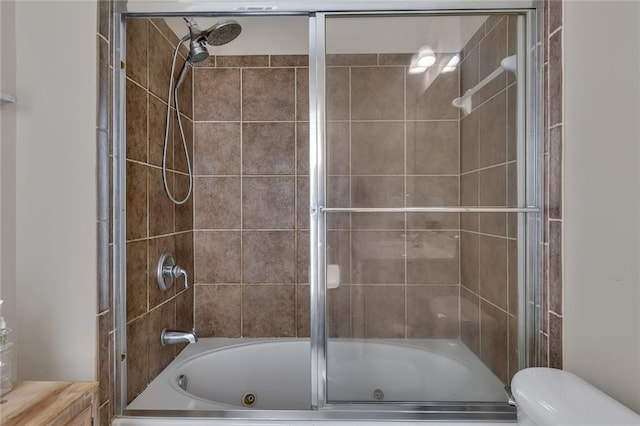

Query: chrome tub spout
[[161, 328, 198, 346]]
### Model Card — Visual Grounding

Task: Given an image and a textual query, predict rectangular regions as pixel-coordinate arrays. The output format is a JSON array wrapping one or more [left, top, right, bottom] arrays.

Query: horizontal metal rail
[[320, 207, 539, 213]]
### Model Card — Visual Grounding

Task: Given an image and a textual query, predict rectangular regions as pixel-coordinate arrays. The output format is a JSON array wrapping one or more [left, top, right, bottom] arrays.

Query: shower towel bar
[[320, 207, 538, 213], [452, 55, 516, 115], [0, 92, 16, 105]]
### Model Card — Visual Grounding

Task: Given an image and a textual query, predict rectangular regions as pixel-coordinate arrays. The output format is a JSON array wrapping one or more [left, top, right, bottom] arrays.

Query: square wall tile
[[297, 122, 310, 175], [507, 85, 517, 162], [296, 68, 309, 122], [479, 165, 507, 206], [407, 176, 459, 207], [148, 95, 172, 168], [407, 71, 459, 120], [508, 239, 518, 315], [148, 235, 176, 309], [297, 285, 310, 337], [297, 231, 310, 284], [176, 285, 194, 332], [243, 177, 295, 229], [148, 167, 174, 237], [480, 301, 508, 384], [243, 123, 295, 175], [243, 285, 295, 337], [147, 24, 173, 103], [242, 68, 295, 121], [126, 240, 148, 319], [407, 231, 460, 284], [351, 122, 404, 175], [126, 80, 147, 162], [549, 220, 562, 314], [460, 112, 479, 173], [194, 68, 240, 121], [217, 55, 268, 67], [407, 286, 459, 338], [460, 47, 479, 94], [173, 116, 193, 174], [126, 161, 147, 240], [352, 286, 405, 338], [194, 231, 241, 283], [461, 287, 480, 356], [272, 55, 309, 67], [194, 177, 241, 229], [297, 177, 309, 230], [461, 172, 479, 207], [406, 121, 459, 175], [479, 235, 508, 311], [196, 285, 241, 337], [174, 174, 193, 232], [478, 92, 507, 168], [461, 231, 480, 293], [125, 19, 148, 87], [326, 67, 350, 120], [126, 315, 149, 403], [243, 231, 295, 283], [328, 286, 351, 337], [327, 121, 349, 175], [194, 123, 241, 176], [352, 231, 405, 284], [148, 300, 175, 379], [351, 67, 404, 120], [97, 313, 111, 406], [352, 176, 404, 208], [480, 18, 508, 82], [327, 230, 351, 285]]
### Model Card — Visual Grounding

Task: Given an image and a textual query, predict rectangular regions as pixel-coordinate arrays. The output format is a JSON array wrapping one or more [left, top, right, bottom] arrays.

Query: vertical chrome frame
[[516, 13, 529, 369], [308, 12, 327, 411], [113, 3, 128, 416], [112, 3, 543, 420]]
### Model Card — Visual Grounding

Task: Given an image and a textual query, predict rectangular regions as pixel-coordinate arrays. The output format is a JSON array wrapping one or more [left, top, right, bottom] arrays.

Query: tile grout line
[[239, 66, 244, 337]]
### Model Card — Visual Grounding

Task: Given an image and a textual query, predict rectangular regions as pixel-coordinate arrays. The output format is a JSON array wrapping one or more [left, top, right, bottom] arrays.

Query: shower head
[[188, 38, 209, 63], [182, 18, 242, 63], [205, 20, 242, 46]]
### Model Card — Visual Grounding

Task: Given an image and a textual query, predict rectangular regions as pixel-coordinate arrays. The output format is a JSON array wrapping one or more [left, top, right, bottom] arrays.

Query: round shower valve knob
[[157, 253, 189, 291]]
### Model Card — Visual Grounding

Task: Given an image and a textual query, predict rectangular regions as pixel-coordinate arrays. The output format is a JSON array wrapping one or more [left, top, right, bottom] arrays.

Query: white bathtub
[[117, 338, 514, 425]]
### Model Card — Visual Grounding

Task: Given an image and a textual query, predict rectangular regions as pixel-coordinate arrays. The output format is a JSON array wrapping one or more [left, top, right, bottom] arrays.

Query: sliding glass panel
[[323, 12, 523, 404]]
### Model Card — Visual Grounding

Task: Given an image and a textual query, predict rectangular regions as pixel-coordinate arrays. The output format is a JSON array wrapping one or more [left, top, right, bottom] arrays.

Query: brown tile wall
[[458, 15, 519, 384], [191, 55, 309, 338], [123, 18, 195, 404], [324, 54, 462, 339], [541, 0, 563, 370]]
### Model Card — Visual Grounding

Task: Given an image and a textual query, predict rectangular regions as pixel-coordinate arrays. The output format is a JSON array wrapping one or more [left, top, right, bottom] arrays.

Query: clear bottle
[[0, 300, 13, 396]]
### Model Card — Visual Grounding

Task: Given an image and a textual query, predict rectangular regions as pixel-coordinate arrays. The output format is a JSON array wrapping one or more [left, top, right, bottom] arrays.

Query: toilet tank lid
[[511, 368, 640, 425]]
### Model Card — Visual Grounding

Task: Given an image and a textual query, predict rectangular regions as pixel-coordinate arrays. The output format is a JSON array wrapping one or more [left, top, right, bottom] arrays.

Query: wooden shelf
[[0, 381, 98, 425]]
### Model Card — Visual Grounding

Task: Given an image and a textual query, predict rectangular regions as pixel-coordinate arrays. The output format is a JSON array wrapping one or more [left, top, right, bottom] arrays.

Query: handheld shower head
[[188, 39, 209, 63], [183, 18, 210, 63], [182, 18, 242, 63], [206, 20, 242, 46]]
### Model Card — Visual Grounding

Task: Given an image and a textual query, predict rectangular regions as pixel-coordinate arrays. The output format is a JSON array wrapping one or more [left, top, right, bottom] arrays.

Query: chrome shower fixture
[[161, 18, 242, 205], [183, 18, 242, 63]]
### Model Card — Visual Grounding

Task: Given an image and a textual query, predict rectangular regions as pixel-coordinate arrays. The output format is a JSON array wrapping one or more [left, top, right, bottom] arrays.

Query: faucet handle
[[157, 253, 190, 291]]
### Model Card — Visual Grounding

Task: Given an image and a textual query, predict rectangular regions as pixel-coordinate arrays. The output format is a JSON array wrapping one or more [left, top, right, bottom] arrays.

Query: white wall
[[14, 1, 97, 381], [0, 0, 17, 379], [564, 0, 640, 413]]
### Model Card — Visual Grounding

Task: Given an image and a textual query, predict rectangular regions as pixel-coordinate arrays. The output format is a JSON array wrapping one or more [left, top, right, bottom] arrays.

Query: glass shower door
[[313, 11, 534, 407]]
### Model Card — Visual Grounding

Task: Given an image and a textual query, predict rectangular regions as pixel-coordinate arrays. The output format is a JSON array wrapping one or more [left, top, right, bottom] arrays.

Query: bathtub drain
[[242, 392, 257, 407], [177, 375, 188, 391]]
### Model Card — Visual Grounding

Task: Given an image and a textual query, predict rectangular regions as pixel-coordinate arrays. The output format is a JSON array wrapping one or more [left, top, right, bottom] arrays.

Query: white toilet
[[511, 368, 640, 425]]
